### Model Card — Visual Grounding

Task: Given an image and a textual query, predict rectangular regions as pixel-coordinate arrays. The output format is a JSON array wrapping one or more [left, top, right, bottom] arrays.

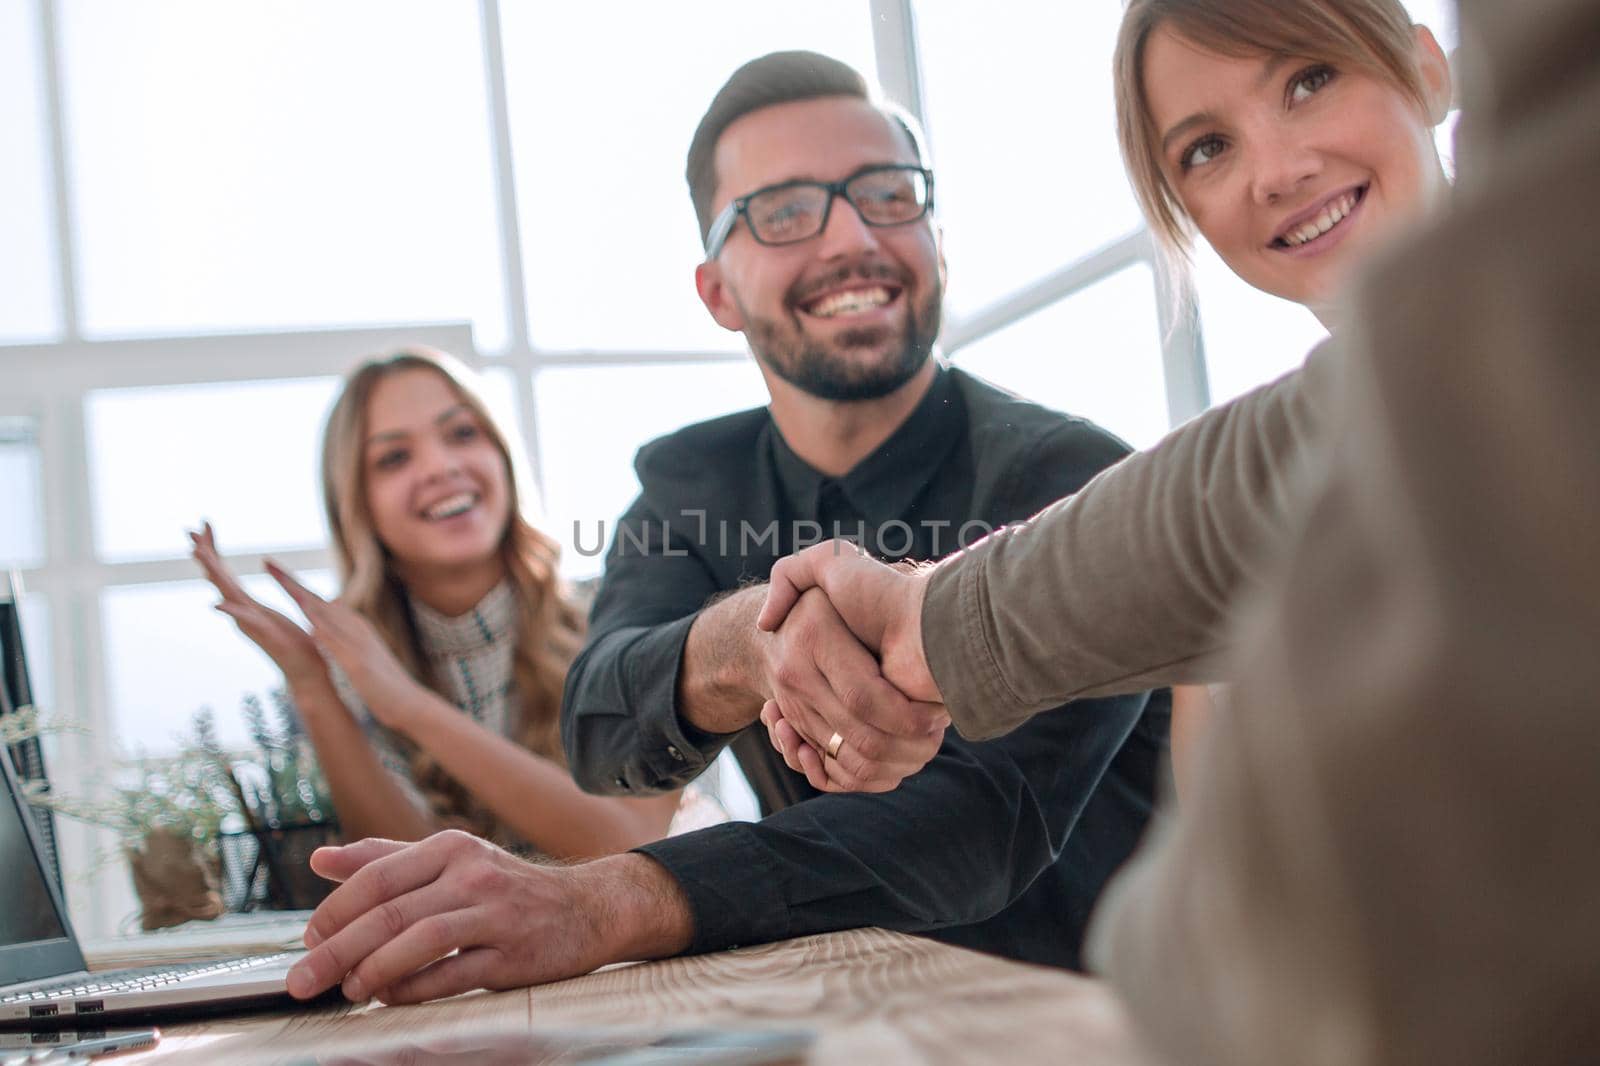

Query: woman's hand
[[759, 539, 940, 704], [265, 560, 431, 735], [190, 521, 327, 690]]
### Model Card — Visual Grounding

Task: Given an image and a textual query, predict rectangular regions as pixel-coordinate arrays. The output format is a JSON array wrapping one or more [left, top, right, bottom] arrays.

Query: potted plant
[[222, 689, 340, 912], [24, 691, 340, 929], [23, 710, 235, 930]]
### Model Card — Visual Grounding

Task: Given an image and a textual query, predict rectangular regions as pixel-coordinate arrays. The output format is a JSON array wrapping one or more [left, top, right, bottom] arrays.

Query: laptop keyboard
[[1, 953, 291, 1003]]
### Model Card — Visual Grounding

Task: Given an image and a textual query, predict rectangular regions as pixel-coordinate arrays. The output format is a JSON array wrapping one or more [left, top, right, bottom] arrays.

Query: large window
[[58, 0, 507, 347], [535, 363, 771, 579], [501, 1, 877, 353], [915, 3, 1143, 318], [1, 0, 1461, 933], [0, 0, 59, 343], [86, 378, 339, 562], [0, 417, 45, 568], [956, 265, 1169, 449], [101, 572, 336, 751]]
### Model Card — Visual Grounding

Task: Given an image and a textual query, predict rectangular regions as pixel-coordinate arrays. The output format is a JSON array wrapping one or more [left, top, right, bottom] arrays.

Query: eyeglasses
[[703, 163, 934, 260]]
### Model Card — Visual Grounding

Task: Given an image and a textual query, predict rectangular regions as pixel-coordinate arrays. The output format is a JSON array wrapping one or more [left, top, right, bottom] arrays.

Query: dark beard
[[749, 287, 942, 402]]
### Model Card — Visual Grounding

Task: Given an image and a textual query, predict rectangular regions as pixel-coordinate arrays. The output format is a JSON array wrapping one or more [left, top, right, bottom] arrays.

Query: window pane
[[476, 364, 543, 511], [953, 265, 1169, 450], [915, 3, 1143, 319], [534, 362, 770, 578], [87, 378, 340, 563], [1435, 108, 1461, 178], [17, 594, 52, 721], [102, 572, 336, 753], [1401, 1, 1461, 174], [477, 365, 524, 468], [60, 1, 504, 348], [1194, 244, 1329, 407], [502, 1, 877, 352], [0, 416, 44, 568], [0, 0, 60, 343]]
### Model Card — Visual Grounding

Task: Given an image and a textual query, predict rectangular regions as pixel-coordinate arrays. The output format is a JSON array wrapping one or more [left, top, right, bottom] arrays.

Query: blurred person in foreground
[[757, 0, 1600, 1060]]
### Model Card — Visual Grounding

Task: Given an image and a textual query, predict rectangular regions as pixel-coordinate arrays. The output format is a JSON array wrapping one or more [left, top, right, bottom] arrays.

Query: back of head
[[686, 49, 925, 247], [1113, 0, 1429, 256]]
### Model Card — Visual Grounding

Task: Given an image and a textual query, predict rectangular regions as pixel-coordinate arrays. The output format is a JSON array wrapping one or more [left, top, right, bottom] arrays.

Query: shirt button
[[666, 745, 685, 761]]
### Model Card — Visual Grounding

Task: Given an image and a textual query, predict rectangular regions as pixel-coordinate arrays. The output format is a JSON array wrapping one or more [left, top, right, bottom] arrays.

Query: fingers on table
[[338, 894, 476, 1002], [306, 838, 410, 894], [294, 841, 459, 997], [371, 946, 498, 1006]]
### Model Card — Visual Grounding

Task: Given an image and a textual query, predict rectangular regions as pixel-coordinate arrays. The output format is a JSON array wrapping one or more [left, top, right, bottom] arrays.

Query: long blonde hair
[[1113, 0, 1432, 259], [320, 347, 584, 838]]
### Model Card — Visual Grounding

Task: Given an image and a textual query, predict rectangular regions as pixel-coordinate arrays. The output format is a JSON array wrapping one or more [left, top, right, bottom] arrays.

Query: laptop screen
[[0, 755, 68, 948], [0, 739, 81, 979]]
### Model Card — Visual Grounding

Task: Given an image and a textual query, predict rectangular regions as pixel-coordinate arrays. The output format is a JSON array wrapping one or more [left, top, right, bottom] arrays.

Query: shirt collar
[[769, 362, 964, 528]]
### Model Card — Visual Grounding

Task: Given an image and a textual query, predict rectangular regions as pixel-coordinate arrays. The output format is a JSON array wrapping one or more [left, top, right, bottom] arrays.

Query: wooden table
[[120, 928, 1155, 1064]]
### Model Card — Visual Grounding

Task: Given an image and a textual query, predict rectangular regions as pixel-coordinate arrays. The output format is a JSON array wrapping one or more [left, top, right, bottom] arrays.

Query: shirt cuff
[[611, 614, 738, 791], [635, 822, 793, 954]]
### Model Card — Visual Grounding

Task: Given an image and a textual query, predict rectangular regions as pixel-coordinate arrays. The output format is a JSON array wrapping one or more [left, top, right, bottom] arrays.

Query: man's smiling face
[[696, 95, 945, 402]]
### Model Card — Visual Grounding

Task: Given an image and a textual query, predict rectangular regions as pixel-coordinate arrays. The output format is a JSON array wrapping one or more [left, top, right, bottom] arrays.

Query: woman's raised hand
[[190, 521, 327, 689], [264, 560, 428, 734]]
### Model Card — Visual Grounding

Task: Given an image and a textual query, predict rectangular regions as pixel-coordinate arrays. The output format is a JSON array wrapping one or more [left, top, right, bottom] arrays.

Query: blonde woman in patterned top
[[191, 347, 680, 857]]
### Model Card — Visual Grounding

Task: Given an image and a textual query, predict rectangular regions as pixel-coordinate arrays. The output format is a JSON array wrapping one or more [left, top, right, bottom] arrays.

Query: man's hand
[[758, 588, 948, 793], [759, 540, 941, 704], [285, 832, 693, 1006]]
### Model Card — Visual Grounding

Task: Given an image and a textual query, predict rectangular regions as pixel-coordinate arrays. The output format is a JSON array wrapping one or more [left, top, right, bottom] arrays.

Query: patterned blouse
[[333, 581, 522, 834], [333, 580, 711, 845]]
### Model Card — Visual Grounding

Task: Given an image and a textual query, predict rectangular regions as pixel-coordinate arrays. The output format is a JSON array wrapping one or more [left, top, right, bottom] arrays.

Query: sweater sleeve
[[923, 343, 1333, 739], [1089, 35, 1600, 1059]]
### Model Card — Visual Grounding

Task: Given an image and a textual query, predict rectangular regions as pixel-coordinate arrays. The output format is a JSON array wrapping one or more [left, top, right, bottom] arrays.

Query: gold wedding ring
[[826, 731, 845, 760]]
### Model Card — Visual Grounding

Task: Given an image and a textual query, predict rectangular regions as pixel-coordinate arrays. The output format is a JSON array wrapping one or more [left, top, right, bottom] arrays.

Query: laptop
[[0, 746, 321, 1029], [0, 570, 60, 892]]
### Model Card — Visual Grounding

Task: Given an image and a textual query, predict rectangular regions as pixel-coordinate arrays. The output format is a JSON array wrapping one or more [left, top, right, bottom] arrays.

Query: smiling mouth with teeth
[[423, 493, 478, 521], [1272, 185, 1367, 249], [801, 285, 898, 318]]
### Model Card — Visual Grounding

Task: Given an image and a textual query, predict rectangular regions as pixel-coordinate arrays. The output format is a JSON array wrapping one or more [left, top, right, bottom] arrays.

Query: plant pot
[[220, 820, 341, 912], [126, 827, 224, 931]]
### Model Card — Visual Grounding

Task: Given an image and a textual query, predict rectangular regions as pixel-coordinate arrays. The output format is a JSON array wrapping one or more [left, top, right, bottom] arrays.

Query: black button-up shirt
[[562, 365, 1168, 969]]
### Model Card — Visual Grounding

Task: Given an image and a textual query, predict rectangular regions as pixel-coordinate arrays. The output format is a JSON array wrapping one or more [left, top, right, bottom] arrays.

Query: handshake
[[750, 539, 950, 794]]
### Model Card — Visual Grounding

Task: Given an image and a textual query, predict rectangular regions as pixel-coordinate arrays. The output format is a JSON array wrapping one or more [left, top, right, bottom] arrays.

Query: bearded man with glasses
[[282, 50, 1168, 1006]]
